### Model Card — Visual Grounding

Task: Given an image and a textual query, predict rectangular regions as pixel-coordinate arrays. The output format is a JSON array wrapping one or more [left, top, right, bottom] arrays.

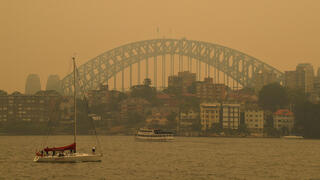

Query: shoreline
[[0, 134, 310, 139]]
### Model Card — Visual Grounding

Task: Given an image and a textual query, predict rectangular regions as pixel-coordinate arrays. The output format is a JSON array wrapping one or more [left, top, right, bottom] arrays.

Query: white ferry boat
[[135, 128, 174, 141]]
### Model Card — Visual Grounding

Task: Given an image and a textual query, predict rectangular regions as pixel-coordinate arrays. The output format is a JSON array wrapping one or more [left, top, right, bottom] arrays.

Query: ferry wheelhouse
[[135, 128, 174, 141]]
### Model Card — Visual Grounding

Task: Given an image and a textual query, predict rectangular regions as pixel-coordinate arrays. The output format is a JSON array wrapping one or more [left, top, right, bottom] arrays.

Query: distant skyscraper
[[46, 75, 62, 93], [284, 71, 297, 89], [25, 74, 41, 95], [314, 67, 320, 96], [284, 63, 315, 94], [253, 70, 278, 93], [168, 71, 196, 93], [296, 63, 314, 94]]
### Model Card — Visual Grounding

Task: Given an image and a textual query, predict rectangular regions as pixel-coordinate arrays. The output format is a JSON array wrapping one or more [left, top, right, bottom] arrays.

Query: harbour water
[[1, 136, 320, 180]]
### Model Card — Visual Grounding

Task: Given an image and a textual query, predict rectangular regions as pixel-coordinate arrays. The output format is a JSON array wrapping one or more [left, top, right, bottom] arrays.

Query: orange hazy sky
[[1, 0, 319, 93]]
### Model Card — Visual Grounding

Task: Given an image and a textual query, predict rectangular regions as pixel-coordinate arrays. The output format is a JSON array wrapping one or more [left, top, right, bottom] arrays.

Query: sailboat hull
[[34, 153, 102, 163], [33, 60, 103, 164]]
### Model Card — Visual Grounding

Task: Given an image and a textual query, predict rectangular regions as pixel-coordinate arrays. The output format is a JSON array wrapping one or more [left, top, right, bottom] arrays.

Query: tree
[[163, 86, 182, 97], [11, 91, 22, 96], [187, 81, 200, 94], [143, 78, 152, 87], [130, 79, 158, 105], [127, 112, 145, 128], [263, 126, 280, 137], [191, 117, 202, 131], [294, 101, 320, 138], [287, 88, 307, 105], [239, 87, 255, 95], [166, 112, 178, 129], [238, 124, 250, 136], [179, 96, 200, 112], [106, 90, 128, 112], [76, 99, 93, 134], [208, 123, 223, 134], [0, 90, 7, 96], [258, 83, 289, 112]]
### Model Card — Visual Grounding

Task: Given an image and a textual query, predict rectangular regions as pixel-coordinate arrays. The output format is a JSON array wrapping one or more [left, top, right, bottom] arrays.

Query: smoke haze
[[1, 0, 319, 92]]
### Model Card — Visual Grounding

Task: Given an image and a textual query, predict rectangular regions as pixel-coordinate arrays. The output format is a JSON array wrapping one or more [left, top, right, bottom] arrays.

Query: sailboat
[[34, 57, 102, 163]]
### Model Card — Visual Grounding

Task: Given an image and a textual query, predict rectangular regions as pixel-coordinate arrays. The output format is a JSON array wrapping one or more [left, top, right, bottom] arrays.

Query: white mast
[[73, 57, 77, 151]]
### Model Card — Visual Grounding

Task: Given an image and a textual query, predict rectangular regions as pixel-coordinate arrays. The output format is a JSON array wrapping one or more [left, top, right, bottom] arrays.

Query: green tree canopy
[[179, 96, 200, 112], [258, 83, 289, 112], [0, 90, 7, 96], [294, 101, 320, 138], [163, 86, 182, 97], [286, 88, 308, 105], [130, 79, 158, 105], [107, 90, 128, 112], [127, 111, 145, 128], [166, 112, 178, 129], [11, 91, 22, 96], [143, 78, 152, 87]]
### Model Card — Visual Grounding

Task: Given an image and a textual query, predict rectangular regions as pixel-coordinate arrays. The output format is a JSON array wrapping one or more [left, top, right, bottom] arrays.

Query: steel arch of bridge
[[61, 38, 284, 95]]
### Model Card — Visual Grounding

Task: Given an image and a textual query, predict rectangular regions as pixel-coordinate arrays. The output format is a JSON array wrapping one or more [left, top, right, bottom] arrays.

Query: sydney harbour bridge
[[61, 38, 284, 95]]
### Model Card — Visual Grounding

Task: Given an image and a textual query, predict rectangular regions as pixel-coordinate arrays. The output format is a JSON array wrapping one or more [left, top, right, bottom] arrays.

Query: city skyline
[[2, 1, 320, 179], [1, 0, 320, 93]]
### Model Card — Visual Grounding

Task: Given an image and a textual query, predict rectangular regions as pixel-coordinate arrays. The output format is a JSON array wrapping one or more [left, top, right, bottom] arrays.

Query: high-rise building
[[178, 71, 196, 92], [221, 103, 240, 130], [196, 77, 227, 102], [200, 103, 221, 131], [168, 76, 182, 89], [87, 84, 110, 108], [284, 63, 315, 94], [0, 91, 61, 122], [284, 71, 297, 89], [312, 67, 320, 101], [46, 75, 61, 94], [25, 74, 41, 95], [168, 71, 196, 93], [244, 107, 264, 135], [253, 71, 278, 93], [200, 103, 240, 131], [119, 97, 149, 122], [314, 75, 320, 96], [296, 63, 314, 94]]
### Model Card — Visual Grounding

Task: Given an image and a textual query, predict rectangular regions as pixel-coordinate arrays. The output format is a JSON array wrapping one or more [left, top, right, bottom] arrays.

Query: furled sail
[[44, 143, 76, 152]]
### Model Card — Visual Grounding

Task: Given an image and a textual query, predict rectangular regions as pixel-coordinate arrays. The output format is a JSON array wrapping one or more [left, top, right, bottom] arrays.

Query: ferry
[[135, 128, 174, 141]]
